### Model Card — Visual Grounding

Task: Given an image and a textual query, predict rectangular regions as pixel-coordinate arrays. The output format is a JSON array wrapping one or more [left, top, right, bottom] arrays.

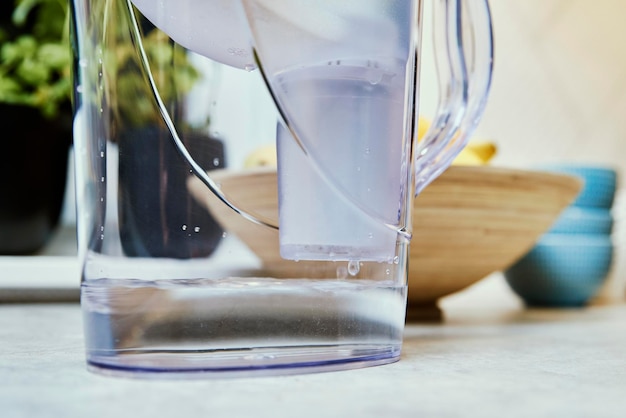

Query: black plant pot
[[0, 104, 72, 254], [118, 126, 225, 259]]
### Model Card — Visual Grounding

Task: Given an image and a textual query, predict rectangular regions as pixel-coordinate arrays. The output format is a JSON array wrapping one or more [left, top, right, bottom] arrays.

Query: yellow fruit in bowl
[[452, 140, 497, 166], [417, 116, 496, 166], [244, 144, 277, 168], [243, 119, 496, 168], [417, 116, 431, 142]]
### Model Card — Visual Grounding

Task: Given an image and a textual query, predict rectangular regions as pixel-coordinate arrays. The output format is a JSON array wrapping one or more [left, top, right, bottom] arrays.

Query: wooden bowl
[[188, 166, 581, 309]]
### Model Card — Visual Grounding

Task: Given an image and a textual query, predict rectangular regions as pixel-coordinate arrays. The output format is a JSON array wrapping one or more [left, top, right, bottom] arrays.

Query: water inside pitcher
[[71, 0, 493, 376]]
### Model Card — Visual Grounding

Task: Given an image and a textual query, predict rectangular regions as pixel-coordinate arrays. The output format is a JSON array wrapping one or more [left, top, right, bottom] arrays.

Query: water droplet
[[367, 71, 384, 85], [181, 225, 188, 231], [100, 234, 104, 240], [76, 85, 84, 94], [222, 232, 228, 238], [364, 147, 371, 155], [100, 176, 105, 183], [100, 226, 104, 232], [348, 260, 360, 276], [244, 64, 255, 72], [386, 269, 391, 275], [393, 256, 399, 264], [213, 158, 220, 166], [100, 197, 104, 202], [100, 151, 104, 158], [79, 59, 88, 68], [368, 232, 374, 239], [194, 226, 200, 233]]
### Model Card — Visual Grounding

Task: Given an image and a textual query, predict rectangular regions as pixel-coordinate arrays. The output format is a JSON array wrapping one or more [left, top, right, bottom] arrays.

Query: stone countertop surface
[[2, 272, 626, 418]]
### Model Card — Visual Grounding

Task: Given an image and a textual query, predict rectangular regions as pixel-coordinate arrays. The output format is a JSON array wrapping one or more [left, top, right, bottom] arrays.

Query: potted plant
[[96, 2, 226, 259], [1, 0, 225, 256], [0, 0, 73, 254]]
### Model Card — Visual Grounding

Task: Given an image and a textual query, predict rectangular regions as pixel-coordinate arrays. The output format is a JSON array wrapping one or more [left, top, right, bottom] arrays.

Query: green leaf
[[16, 57, 50, 86], [12, 0, 42, 26], [37, 43, 70, 69]]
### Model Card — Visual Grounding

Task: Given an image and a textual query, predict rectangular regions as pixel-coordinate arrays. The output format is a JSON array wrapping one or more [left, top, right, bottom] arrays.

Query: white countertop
[[2, 226, 626, 417]]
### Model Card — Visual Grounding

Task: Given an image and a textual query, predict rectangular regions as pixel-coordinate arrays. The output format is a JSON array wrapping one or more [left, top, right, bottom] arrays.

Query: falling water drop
[[348, 260, 360, 276], [367, 70, 383, 85]]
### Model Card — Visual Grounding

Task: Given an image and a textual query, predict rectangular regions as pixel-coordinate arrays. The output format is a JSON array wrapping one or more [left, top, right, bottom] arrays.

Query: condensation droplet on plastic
[[194, 226, 200, 233], [181, 224, 188, 231], [213, 158, 220, 166], [368, 232, 374, 239], [100, 176, 105, 183], [367, 71, 383, 85], [244, 64, 255, 72], [393, 256, 399, 264], [348, 260, 360, 276], [100, 151, 104, 158], [222, 232, 228, 238]]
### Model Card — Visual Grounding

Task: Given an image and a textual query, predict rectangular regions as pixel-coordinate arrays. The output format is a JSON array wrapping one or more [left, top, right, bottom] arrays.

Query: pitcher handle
[[414, 0, 494, 195]]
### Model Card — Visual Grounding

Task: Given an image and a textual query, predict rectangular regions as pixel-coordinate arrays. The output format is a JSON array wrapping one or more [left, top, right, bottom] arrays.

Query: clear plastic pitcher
[[70, 0, 493, 376]]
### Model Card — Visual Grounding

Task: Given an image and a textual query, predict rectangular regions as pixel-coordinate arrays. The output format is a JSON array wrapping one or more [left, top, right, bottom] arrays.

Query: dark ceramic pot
[[0, 104, 72, 254], [117, 126, 225, 259]]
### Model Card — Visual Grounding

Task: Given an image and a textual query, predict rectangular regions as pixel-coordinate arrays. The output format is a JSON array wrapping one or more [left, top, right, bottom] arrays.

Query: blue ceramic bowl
[[549, 207, 613, 235], [504, 233, 613, 307], [539, 165, 617, 209]]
